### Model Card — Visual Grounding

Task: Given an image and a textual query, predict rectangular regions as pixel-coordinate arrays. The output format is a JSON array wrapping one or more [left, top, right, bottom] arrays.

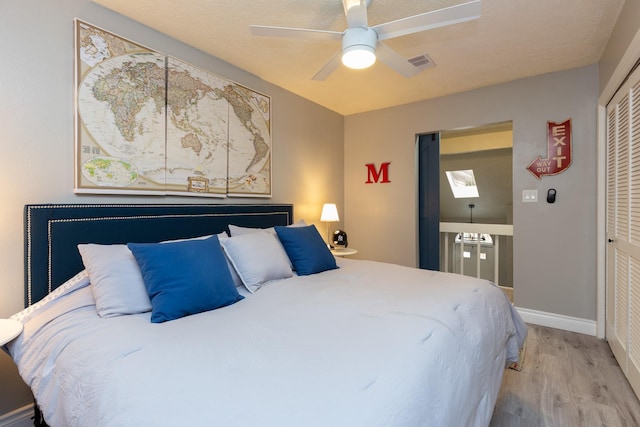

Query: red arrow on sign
[[527, 119, 572, 179]]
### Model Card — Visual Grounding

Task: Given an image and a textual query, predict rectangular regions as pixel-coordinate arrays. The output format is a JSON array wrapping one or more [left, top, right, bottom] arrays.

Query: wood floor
[[490, 324, 640, 427]]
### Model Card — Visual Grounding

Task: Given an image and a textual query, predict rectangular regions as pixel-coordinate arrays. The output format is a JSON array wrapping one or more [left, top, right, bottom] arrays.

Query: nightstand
[[330, 248, 358, 257], [0, 319, 23, 346]]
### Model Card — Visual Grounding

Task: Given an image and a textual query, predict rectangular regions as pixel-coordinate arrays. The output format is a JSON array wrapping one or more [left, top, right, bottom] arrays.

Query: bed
[[7, 203, 526, 427]]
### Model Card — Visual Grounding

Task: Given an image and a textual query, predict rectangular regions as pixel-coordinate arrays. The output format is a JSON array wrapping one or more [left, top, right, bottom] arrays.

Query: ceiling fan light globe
[[342, 46, 376, 69]]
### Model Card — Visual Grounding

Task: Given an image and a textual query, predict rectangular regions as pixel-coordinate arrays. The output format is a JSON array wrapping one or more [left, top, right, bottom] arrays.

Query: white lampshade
[[320, 203, 340, 222]]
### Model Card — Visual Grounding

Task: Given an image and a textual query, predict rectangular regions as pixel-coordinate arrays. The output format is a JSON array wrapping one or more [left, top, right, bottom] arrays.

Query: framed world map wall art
[[74, 19, 272, 197]]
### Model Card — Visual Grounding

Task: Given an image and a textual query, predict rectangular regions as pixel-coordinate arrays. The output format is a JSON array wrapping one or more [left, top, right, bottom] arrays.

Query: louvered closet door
[[606, 64, 640, 398]]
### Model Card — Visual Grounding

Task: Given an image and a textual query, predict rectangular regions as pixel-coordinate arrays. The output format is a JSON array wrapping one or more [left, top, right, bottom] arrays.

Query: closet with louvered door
[[606, 63, 640, 398]]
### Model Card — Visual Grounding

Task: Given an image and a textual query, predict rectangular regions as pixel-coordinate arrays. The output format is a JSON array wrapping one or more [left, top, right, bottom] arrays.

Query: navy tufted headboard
[[23, 203, 293, 307]]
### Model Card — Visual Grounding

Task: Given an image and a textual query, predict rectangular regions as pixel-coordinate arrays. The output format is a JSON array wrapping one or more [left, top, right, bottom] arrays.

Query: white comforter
[[8, 259, 526, 427]]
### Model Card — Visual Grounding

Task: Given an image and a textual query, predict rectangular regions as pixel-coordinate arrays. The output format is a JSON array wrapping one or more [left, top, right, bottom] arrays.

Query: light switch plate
[[523, 189, 538, 202]]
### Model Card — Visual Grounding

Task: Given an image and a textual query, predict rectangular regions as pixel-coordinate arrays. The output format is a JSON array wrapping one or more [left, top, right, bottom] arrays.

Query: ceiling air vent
[[407, 53, 436, 71]]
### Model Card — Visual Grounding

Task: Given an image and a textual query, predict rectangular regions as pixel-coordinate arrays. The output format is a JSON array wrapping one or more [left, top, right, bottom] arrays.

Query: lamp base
[[325, 223, 334, 249]]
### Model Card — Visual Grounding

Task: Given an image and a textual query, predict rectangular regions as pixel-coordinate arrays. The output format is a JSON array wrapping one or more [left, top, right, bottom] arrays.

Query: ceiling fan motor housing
[[342, 27, 377, 69]]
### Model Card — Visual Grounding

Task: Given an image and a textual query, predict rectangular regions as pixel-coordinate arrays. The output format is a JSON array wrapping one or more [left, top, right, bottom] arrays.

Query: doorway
[[418, 122, 514, 288]]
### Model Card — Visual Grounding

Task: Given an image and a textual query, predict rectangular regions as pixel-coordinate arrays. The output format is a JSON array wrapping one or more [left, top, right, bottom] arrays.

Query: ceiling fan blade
[[250, 25, 343, 41], [375, 42, 422, 78], [373, 0, 481, 41], [342, 0, 369, 28], [312, 49, 343, 81]]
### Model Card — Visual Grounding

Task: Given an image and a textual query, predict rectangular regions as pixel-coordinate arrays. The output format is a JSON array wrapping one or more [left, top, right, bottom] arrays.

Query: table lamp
[[320, 203, 340, 247]]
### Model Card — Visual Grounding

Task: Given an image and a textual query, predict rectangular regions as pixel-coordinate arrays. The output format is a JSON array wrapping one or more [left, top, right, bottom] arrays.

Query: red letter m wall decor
[[365, 162, 391, 184]]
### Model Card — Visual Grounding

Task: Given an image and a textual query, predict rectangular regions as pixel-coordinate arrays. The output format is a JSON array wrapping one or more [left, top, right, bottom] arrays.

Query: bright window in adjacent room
[[445, 169, 479, 198]]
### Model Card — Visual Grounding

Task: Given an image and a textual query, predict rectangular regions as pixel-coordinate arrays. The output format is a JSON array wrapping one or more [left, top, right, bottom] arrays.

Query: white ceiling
[[92, 0, 624, 116]]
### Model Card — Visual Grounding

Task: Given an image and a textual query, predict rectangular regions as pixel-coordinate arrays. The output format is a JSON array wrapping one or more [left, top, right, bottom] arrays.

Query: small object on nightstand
[[332, 230, 348, 248], [0, 319, 23, 346], [330, 247, 358, 257]]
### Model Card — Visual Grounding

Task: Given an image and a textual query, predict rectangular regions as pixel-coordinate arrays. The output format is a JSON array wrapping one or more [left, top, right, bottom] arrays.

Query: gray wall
[[0, 0, 344, 417], [345, 65, 598, 323]]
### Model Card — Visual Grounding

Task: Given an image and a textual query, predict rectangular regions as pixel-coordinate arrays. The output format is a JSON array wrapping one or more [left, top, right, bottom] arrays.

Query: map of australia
[[75, 20, 271, 196]]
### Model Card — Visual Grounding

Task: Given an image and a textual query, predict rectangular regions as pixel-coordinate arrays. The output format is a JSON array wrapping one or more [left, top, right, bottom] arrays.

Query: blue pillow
[[274, 225, 338, 276], [128, 235, 243, 323]]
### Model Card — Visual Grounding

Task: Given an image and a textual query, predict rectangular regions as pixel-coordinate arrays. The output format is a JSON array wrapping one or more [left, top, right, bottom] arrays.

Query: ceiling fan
[[250, 0, 481, 81]]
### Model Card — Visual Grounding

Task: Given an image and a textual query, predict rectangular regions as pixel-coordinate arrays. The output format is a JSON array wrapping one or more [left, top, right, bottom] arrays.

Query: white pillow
[[77, 244, 152, 318], [217, 236, 244, 289], [220, 231, 293, 293], [228, 220, 306, 270], [227, 220, 306, 237]]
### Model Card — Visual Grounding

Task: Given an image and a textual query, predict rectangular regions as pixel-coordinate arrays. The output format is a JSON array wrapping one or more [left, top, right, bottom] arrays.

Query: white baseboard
[[0, 404, 33, 427], [516, 306, 597, 336]]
